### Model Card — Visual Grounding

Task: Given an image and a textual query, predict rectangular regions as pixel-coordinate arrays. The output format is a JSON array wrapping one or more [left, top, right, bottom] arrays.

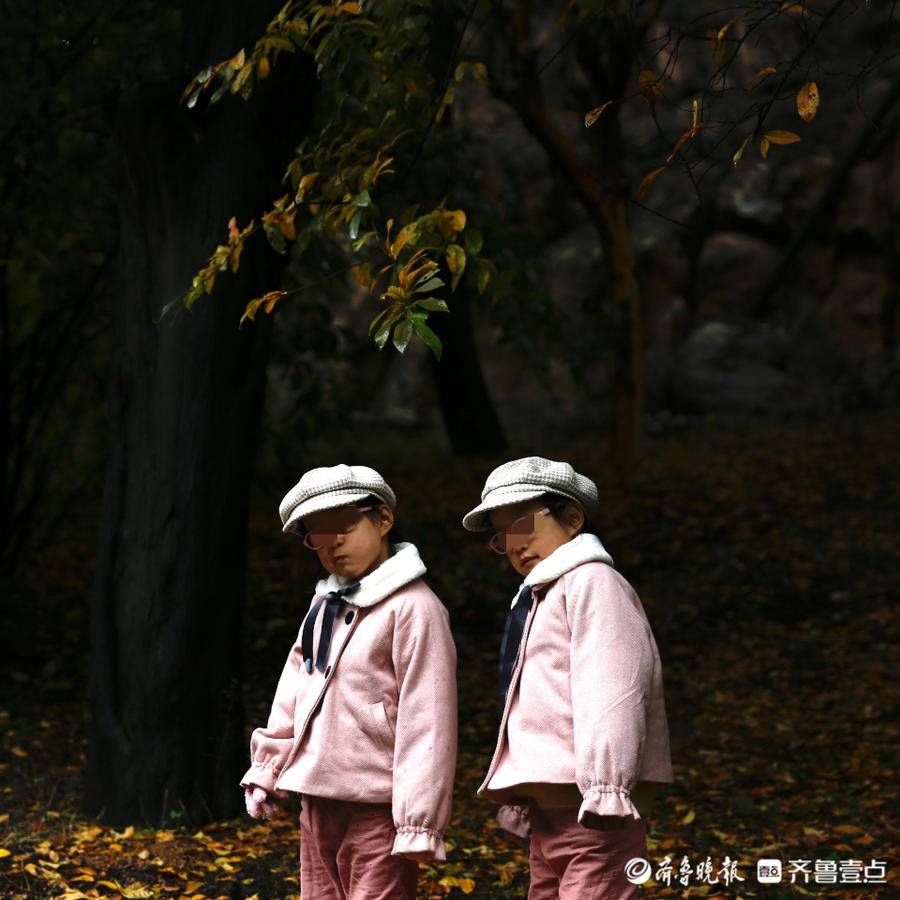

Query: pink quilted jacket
[[241, 542, 458, 860], [479, 533, 673, 836]]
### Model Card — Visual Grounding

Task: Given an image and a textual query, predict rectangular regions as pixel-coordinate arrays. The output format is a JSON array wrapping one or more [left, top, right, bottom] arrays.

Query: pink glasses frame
[[487, 507, 551, 554], [302, 505, 377, 550]]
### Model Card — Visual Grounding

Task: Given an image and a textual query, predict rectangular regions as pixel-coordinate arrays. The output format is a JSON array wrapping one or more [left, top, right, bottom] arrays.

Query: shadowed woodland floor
[[1, 407, 897, 898]]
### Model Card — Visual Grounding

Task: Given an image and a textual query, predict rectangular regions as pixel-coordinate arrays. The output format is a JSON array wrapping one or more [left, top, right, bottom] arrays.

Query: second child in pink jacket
[[242, 464, 458, 900], [463, 457, 673, 900]]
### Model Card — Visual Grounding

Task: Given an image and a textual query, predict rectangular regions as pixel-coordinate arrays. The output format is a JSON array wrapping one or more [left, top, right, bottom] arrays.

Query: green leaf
[[412, 298, 449, 312], [372, 319, 392, 349], [349, 208, 363, 239], [446, 243, 466, 276], [352, 231, 377, 251], [368, 302, 402, 337], [464, 229, 483, 255], [476, 260, 491, 294], [411, 317, 442, 360], [353, 189, 371, 207], [392, 318, 413, 353], [412, 276, 445, 295]]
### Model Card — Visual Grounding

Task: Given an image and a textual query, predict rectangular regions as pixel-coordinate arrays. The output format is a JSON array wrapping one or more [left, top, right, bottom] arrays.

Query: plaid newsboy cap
[[461, 456, 599, 531], [279, 464, 397, 534]]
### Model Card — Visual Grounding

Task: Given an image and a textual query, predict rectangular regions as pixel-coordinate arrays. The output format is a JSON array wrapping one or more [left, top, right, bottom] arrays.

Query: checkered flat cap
[[462, 456, 599, 531], [279, 464, 396, 534]]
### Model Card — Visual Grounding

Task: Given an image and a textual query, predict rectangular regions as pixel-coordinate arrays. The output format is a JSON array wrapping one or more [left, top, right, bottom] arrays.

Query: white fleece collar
[[511, 532, 614, 609], [314, 541, 427, 609]]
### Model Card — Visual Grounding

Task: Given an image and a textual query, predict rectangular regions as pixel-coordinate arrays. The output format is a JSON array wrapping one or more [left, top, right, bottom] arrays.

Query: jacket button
[[345, 611, 355, 624], [325, 665, 332, 677]]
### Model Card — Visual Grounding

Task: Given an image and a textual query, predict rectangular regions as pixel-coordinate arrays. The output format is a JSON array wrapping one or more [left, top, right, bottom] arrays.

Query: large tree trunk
[[86, 2, 311, 826], [426, 276, 508, 455], [424, 0, 507, 456]]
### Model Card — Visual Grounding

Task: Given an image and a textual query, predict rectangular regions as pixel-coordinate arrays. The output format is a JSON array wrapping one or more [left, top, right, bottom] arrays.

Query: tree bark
[[86, 1, 311, 826], [426, 275, 508, 455], [424, 0, 507, 456]]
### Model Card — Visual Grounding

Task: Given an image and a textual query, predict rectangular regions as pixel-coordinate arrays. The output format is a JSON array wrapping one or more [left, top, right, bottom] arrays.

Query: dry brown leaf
[[797, 82, 820, 123]]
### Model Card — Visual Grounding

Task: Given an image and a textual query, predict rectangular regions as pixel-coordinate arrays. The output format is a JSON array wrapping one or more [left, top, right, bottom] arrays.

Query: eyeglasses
[[488, 508, 551, 554], [301, 506, 376, 551]]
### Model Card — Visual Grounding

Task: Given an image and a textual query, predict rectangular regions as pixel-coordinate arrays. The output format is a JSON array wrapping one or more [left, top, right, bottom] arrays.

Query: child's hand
[[243, 785, 283, 820]]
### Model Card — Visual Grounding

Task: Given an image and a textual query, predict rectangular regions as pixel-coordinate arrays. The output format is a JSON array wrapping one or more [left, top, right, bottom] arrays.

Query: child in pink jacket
[[242, 464, 458, 900], [462, 456, 673, 900]]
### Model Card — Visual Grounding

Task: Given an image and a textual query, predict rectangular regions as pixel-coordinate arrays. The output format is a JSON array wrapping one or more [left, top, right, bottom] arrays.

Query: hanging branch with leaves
[[177, 0, 494, 360]]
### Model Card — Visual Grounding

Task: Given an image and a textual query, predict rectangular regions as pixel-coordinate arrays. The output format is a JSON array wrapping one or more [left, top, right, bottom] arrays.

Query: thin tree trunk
[[508, 98, 642, 481], [86, 1, 311, 826]]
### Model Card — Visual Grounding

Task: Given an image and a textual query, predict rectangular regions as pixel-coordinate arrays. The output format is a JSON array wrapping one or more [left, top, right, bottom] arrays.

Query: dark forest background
[[1, 0, 897, 897]]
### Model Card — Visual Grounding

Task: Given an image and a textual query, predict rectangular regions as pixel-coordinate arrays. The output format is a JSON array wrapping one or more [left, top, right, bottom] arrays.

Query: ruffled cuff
[[239, 760, 280, 794], [496, 804, 531, 839], [392, 825, 446, 861], [578, 784, 642, 823]]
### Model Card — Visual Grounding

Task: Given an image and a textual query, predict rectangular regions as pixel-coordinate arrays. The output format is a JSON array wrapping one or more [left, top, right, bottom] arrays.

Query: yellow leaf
[[796, 82, 819, 123], [759, 137, 770, 159], [746, 66, 776, 92], [584, 101, 613, 128], [682, 809, 696, 824], [122, 883, 154, 899], [437, 208, 466, 239], [446, 244, 466, 276], [717, 16, 739, 40], [351, 264, 373, 287], [764, 129, 801, 145], [637, 166, 668, 201], [10, 746, 27, 758], [706, 29, 727, 67], [732, 135, 751, 166], [390, 223, 420, 259], [185, 881, 203, 892], [98, 881, 122, 890], [780, 2, 812, 15], [691, 98, 700, 133], [258, 57, 270, 79], [231, 62, 254, 95], [277, 213, 296, 240], [0, 848, 10, 858], [229, 48, 246, 69]]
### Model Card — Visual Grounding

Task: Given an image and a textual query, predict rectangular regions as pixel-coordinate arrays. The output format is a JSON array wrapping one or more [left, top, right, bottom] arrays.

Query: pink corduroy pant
[[526, 801, 649, 900], [298, 795, 418, 900]]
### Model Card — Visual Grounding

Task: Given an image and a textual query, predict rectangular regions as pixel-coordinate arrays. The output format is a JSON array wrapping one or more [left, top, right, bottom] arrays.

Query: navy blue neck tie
[[498, 584, 534, 709], [302, 581, 361, 674]]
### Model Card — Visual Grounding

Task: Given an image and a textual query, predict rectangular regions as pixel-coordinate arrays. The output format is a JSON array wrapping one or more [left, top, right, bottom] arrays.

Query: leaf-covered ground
[[1, 408, 897, 898]]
